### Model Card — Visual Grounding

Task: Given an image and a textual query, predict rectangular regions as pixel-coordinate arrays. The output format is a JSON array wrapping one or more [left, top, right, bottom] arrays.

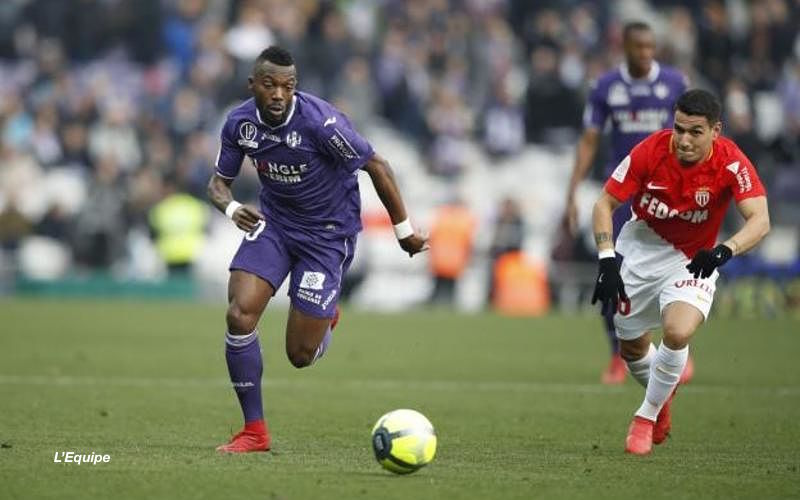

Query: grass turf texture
[[0, 299, 798, 499]]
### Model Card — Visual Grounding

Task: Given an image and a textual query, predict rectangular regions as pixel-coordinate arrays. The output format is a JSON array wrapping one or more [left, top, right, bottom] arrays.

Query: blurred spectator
[[524, 42, 582, 144], [428, 198, 477, 306], [148, 176, 208, 275], [487, 197, 525, 303], [426, 84, 474, 177], [696, 0, 734, 92], [72, 157, 126, 269], [87, 101, 142, 173], [480, 80, 525, 158], [0, 196, 32, 251]]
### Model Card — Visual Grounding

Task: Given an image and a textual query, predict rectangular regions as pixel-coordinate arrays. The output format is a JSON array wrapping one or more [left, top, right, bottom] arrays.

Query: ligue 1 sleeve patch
[[299, 271, 326, 290], [611, 155, 631, 182], [237, 122, 259, 148]]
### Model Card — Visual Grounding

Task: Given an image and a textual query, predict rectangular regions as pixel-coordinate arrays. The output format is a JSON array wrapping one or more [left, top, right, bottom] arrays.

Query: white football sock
[[635, 343, 688, 421], [625, 343, 657, 388]]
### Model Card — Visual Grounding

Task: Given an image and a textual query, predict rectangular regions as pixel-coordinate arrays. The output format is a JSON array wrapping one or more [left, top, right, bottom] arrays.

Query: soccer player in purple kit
[[563, 21, 694, 384], [208, 46, 428, 453]]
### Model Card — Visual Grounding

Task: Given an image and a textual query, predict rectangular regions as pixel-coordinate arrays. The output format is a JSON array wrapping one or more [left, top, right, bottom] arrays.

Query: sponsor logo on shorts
[[297, 289, 323, 305], [321, 290, 337, 311], [300, 271, 326, 290], [674, 279, 714, 294]]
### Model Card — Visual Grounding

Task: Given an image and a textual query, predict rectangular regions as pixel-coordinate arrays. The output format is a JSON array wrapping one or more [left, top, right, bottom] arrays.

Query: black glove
[[591, 256, 627, 316], [686, 244, 733, 279]]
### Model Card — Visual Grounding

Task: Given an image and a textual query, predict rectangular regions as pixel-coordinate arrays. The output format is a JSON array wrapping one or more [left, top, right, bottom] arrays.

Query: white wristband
[[393, 219, 414, 240], [225, 201, 242, 219], [598, 248, 616, 260]]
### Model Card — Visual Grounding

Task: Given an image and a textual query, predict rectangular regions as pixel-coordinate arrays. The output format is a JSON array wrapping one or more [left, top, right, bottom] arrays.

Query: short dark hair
[[255, 46, 294, 67], [675, 89, 722, 125], [622, 21, 652, 40]]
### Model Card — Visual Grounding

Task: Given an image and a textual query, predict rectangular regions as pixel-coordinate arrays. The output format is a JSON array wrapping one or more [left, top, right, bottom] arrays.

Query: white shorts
[[613, 261, 718, 341]]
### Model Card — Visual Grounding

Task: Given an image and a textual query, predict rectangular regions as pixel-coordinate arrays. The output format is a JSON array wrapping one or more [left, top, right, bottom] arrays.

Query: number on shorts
[[245, 220, 266, 241], [617, 296, 631, 316]]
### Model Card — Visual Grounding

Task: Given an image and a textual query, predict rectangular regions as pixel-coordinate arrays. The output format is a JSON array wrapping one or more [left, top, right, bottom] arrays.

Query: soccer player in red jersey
[[590, 89, 770, 455], [564, 22, 690, 384]]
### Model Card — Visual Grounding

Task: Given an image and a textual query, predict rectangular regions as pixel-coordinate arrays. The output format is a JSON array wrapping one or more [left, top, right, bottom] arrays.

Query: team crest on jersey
[[608, 83, 630, 106], [238, 122, 259, 148], [285, 131, 302, 148], [695, 188, 711, 207], [653, 83, 669, 100]]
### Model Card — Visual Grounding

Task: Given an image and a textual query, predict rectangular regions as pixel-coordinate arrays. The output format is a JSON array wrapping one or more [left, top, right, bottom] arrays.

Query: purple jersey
[[583, 61, 688, 172], [215, 91, 374, 237]]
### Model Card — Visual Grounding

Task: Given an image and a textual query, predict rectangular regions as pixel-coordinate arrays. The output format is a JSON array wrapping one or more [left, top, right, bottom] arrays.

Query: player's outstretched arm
[[590, 191, 627, 314], [363, 153, 428, 257], [687, 196, 770, 278], [207, 174, 265, 233], [564, 127, 601, 235], [725, 196, 770, 256]]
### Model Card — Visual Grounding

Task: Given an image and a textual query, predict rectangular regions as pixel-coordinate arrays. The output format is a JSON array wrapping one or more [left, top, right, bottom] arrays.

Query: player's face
[[623, 29, 655, 76], [249, 62, 297, 124], [671, 110, 721, 165]]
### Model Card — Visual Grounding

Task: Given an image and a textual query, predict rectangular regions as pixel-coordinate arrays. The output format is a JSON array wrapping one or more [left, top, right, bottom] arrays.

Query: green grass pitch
[[1, 299, 798, 499]]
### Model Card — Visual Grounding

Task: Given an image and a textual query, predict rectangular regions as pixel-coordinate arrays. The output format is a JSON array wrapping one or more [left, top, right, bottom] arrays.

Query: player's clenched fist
[[398, 233, 429, 257], [591, 256, 627, 316], [230, 204, 266, 233], [686, 244, 733, 279]]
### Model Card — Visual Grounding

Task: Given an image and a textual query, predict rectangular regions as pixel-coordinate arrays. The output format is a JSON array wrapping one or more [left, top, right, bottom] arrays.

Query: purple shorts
[[229, 221, 356, 319]]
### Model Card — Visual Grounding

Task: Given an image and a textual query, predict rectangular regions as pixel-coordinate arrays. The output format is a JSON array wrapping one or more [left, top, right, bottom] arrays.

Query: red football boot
[[601, 353, 627, 385], [216, 420, 270, 453], [653, 388, 677, 445], [625, 416, 654, 455], [679, 355, 694, 385]]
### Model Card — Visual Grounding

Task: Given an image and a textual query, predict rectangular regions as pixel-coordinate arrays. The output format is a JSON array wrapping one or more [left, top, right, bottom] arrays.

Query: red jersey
[[605, 129, 765, 267]]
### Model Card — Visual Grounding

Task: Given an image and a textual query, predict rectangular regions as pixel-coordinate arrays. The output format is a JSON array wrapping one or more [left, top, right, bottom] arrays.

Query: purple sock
[[225, 330, 263, 423], [311, 327, 332, 364]]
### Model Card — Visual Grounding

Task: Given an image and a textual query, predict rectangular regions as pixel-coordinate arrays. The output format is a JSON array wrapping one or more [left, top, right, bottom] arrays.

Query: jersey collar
[[620, 61, 660, 84], [255, 95, 297, 129]]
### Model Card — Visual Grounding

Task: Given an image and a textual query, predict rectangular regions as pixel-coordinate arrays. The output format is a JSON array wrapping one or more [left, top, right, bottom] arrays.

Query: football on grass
[[371, 409, 437, 474]]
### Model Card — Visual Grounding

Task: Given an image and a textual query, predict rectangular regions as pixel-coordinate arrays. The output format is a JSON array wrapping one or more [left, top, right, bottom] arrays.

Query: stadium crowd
[[0, 0, 798, 308]]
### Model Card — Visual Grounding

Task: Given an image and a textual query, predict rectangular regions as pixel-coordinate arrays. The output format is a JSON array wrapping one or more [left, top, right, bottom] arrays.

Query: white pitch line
[[0, 374, 798, 396]]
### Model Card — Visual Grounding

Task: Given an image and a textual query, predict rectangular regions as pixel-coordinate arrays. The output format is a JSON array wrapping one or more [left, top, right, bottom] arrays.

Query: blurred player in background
[[591, 89, 770, 454], [564, 21, 691, 384], [208, 46, 428, 453]]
